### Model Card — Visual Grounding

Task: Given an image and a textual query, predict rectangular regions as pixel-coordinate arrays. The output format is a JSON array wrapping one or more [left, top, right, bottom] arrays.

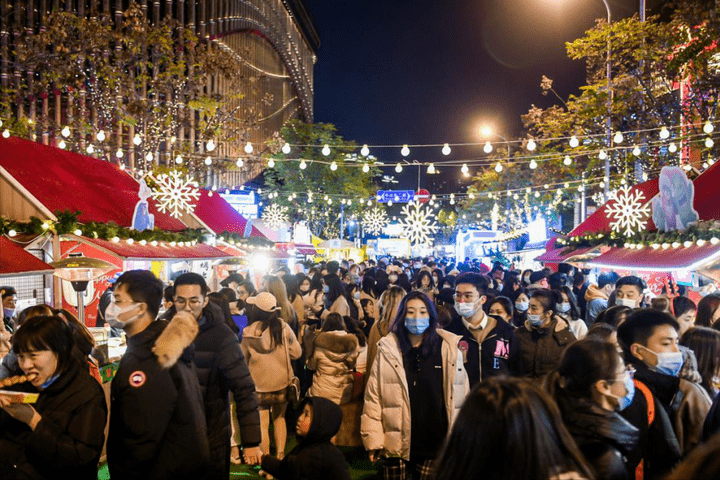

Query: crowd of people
[[2, 257, 720, 479]]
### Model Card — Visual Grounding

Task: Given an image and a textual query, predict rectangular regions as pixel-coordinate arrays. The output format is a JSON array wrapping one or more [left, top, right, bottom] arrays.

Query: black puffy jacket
[[560, 396, 639, 480], [190, 302, 262, 480], [0, 357, 107, 480]]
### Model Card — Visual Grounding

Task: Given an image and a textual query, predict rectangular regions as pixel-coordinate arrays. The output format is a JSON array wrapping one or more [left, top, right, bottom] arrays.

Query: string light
[[61, 126, 70, 137], [527, 139, 537, 151], [268, 158, 276, 168], [598, 150, 607, 160], [330, 161, 338, 171], [442, 143, 451, 155], [569, 135, 579, 148], [529, 159, 538, 169], [362, 163, 370, 173], [205, 156, 212, 165], [563, 155, 572, 166], [669, 142, 678, 153], [427, 163, 436, 174], [2, 129, 10, 138], [145, 152, 153, 162], [660, 126, 670, 139], [483, 141, 493, 154], [322, 144, 331, 156], [461, 163, 469, 174], [282, 143, 291, 154], [704, 121, 714, 134], [614, 132, 624, 143], [395, 163, 403, 173], [244, 142, 253, 154], [96, 130, 106, 142], [86, 145, 95, 154], [401, 144, 410, 156], [236, 158, 243, 167], [133, 134, 142, 146], [361, 144, 369, 156], [58, 140, 66, 149], [206, 139, 216, 152], [494, 162, 503, 173], [300, 160, 307, 169], [116, 148, 124, 158], [632, 146, 641, 156], [175, 155, 183, 164], [706, 138, 714, 148]]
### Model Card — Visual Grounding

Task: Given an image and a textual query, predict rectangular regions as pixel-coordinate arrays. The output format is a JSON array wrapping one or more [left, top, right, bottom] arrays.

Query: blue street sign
[[376, 190, 415, 203]]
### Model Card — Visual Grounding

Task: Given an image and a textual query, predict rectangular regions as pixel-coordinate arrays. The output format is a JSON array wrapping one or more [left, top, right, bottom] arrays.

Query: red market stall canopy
[[534, 245, 602, 264], [64, 235, 231, 261], [276, 242, 317, 255], [0, 237, 54, 277], [192, 189, 267, 238], [0, 136, 186, 230]]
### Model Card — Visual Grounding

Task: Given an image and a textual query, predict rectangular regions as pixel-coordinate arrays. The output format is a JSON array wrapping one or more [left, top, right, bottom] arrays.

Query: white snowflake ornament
[[399, 203, 438, 245], [606, 186, 651, 236], [150, 171, 201, 219], [262, 203, 289, 229], [362, 206, 389, 235]]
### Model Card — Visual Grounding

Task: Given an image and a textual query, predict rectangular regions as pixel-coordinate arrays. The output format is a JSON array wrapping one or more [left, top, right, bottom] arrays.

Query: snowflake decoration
[[606, 186, 651, 236], [362, 206, 389, 235], [399, 203, 438, 245], [262, 203, 289, 229], [150, 171, 200, 219]]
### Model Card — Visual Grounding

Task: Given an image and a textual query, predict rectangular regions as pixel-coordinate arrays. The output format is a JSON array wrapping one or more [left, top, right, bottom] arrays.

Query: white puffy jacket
[[360, 329, 469, 460]]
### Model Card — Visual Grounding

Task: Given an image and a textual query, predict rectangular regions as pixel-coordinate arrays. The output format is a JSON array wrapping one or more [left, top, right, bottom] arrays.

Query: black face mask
[[299, 288, 310, 295]]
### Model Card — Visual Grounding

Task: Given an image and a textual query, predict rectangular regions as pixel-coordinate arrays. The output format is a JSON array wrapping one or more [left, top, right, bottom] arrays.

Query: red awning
[[0, 136, 186, 230], [69, 236, 231, 261], [216, 244, 248, 257], [0, 237, 54, 277], [587, 244, 720, 272], [276, 243, 317, 255], [193, 189, 267, 238]]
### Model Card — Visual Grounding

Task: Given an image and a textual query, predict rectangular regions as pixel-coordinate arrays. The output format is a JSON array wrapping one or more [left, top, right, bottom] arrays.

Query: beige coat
[[307, 330, 359, 404], [360, 329, 469, 460], [241, 321, 302, 392]]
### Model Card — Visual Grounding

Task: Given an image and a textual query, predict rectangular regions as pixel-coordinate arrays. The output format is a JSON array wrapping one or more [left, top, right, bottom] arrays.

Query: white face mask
[[616, 298, 637, 308], [105, 301, 141, 329]]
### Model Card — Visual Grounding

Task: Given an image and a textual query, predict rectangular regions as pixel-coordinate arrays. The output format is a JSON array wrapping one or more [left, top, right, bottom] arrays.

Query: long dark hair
[[696, 294, 720, 327], [246, 304, 283, 348], [361, 275, 377, 298], [389, 291, 441, 357], [434, 377, 594, 480], [557, 286, 582, 321], [13, 315, 75, 374], [324, 274, 345, 308], [412, 270, 434, 290], [545, 338, 621, 400], [208, 292, 240, 335], [680, 327, 720, 397]]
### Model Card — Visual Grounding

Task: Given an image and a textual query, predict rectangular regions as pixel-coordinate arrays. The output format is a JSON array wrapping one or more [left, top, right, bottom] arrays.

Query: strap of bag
[[282, 325, 293, 384], [633, 379, 655, 480]]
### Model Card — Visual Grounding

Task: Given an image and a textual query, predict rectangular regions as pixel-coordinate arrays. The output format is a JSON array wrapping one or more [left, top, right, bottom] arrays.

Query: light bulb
[[563, 155, 572, 166], [145, 152, 153, 161], [529, 159, 538, 169], [461, 163, 469, 174], [599, 150, 607, 160], [86, 145, 95, 154], [362, 163, 370, 173], [669, 142, 678, 153], [119, 163, 125, 170], [116, 148, 124, 158], [244, 142, 253, 154], [96, 130, 106, 142], [268, 158, 275, 168], [322, 144, 331, 156], [427, 163, 436, 174], [235, 158, 243, 167], [328, 161, 337, 171], [2, 129, 10, 138], [73, 229, 82, 236], [61, 126, 70, 137], [569, 135, 579, 148], [170, 136, 176, 144], [704, 121, 714, 134], [387, 200, 393, 206], [395, 163, 403, 173], [442, 143, 451, 155], [495, 162, 503, 173], [660, 126, 670, 139], [133, 134, 142, 145], [706, 138, 714, 148], [483, 141, 493, 154], [206, 139, 216, 151], [175, 155, 183, 164], [527, 139, 537, 151], [614, 131, 624, 143], [328, 198, 333, 205], [205, 156, 212, 165], [633, 146, 641, 156], [710, 158, 716, 165], [360, 144, 370, 157], [401, 144, 410, 156], [300, 160, 307, 169], [282, 143, 291, 154], [58, 140, 66, 149]]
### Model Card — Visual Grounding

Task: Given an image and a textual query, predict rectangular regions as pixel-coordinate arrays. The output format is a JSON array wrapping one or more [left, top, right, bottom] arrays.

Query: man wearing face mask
[[585, 272, 620, 325], [615, 276, 646, 309], [1, 287, 17, 334], [617, 309, 711, 460], [444, 273, 522, 388], [107, 270, 211, 480], [515, 289, 576, 380]]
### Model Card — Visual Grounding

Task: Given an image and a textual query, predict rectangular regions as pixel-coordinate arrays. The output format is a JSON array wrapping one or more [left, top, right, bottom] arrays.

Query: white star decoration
[[262, 203, 289, 229], [362, 206, 389, 235], [399, 203, 438, 245], [606, 186, 651, 236], [150, 171, 200, 219]]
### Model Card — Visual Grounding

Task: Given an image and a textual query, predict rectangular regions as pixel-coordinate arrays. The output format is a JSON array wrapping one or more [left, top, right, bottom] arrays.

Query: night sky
[[306, 0, 659, 194]]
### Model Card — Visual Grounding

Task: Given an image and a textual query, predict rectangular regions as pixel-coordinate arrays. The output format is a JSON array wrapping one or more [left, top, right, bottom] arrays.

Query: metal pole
[[602, 0, 612, 196], [340, 204, 345, 239]]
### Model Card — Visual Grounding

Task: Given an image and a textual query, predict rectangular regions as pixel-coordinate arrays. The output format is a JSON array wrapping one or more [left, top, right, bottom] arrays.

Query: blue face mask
[[557, 302, 571, 314], [610, 373, 635, 411], [3, 307, 15, 319], [527, 313, 545, 327], [323, 285, 330, 294], [515, 301, 529, 313], [405, 316, 430, 335], [639, 345, 684, 377]]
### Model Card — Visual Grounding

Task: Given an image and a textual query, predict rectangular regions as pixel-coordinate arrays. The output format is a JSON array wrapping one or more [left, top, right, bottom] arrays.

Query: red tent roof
[[0, 237, 54, 277], [534, 246, 598, 263], [76, 236, 231, 261], [193, 189, 266, 238], [588, 243, 720, 272], [0, 136, 186, 230]]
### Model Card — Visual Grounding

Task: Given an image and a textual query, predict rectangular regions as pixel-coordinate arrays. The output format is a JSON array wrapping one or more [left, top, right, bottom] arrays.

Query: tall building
[[0, 0, 319, 185]]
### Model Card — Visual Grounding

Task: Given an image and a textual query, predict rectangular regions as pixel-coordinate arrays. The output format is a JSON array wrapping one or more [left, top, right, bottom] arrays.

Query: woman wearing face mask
[[321, 275, 350, 320], [0, 315, 108, 479], [511, 289, 530, 328], [545, 339, 639, 480], [412, 271, 435, 302], [344, 284, 366, 324], [361, 291, 469, 479], [555, 286, 588, 340]]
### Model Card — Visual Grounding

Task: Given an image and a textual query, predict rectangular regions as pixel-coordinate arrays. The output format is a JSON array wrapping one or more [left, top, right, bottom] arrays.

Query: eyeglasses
[[612, 365, 636, 382], [174, 297, 204, 308]]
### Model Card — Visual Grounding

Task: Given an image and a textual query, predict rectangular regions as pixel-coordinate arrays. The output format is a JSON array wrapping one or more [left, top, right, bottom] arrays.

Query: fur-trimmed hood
[[152, 311, 199, 369], [314, 330, 358, 359]]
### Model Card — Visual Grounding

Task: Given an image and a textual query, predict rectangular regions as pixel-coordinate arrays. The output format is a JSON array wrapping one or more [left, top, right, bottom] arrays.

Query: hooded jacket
[[261, 397, 351, 480], [0, 356, 107, 480], [559, 396, 639, 480], [241, 318, 302, 393], [187, 301, 262, 480], [108, 312, 210, 480], [307, 330, 359, 404], [585, 285, 609, 324], [516, 316, 576, 380], [360, 329, 469, 461]]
